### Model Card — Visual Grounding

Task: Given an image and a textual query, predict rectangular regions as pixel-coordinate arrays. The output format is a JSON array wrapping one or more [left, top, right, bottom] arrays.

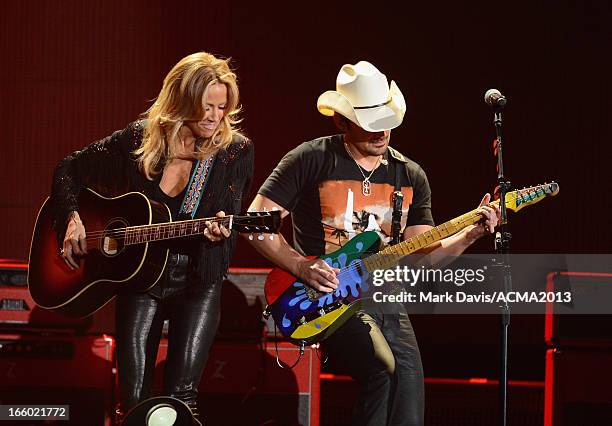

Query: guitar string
[[78, 186, 540, 241], [329, 185, 550, 286], [330, 210, 483, 285], [322, 187, 544, 286], [79, 211, 279, 240], [287, 207, 489, 308], [81, 216, 233, 241], [80, 208, 282, 239], [82, 215, 229, 237]]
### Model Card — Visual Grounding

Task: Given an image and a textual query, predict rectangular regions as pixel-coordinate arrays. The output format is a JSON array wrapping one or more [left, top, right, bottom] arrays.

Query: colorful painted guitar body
[[265, 231, 382, 344], [264, 183, 560, 345]]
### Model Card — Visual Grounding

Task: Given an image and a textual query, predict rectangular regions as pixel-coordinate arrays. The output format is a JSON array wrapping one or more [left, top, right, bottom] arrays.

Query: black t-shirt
[[258, 134, 435, 256]]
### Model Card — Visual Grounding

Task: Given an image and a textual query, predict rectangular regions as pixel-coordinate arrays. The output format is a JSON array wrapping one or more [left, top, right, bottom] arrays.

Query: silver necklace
[[344, 143, 381, 196]]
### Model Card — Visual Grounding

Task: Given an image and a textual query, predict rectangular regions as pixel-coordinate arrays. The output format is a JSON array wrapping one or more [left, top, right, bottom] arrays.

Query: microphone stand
[[491, 105, 513, 426]]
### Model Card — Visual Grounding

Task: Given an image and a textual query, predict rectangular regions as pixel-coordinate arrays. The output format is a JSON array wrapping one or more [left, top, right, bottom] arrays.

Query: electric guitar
[[28, 188, 281, 318], [264, 183, 559, 345]]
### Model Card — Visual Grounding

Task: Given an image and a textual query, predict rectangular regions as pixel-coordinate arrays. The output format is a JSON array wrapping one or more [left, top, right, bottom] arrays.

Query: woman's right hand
[[62, 211, 87, 269]]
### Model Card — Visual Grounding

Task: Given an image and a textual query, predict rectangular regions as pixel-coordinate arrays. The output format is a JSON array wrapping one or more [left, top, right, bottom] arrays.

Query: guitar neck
[[363, 201, 500, 271], [124, 216, 231, 245]]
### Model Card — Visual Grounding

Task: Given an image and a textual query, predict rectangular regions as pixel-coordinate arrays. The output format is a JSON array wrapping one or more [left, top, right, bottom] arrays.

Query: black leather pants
[[115, 253, 222, 422], [324, 304, 424, 426]]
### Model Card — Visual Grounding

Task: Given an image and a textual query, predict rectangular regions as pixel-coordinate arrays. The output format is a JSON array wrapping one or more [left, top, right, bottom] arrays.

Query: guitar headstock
[[504, 182, 560, 212], [233, 210, 282, 235]]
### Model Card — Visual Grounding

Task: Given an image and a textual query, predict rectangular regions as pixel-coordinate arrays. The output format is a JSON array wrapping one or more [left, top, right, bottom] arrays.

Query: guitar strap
[[391, 160, 404, 245], [179, 155, 216, 219]]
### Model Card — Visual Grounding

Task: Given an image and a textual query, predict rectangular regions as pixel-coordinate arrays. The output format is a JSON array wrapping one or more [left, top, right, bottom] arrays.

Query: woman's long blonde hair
[[135, 52, 242, 179]]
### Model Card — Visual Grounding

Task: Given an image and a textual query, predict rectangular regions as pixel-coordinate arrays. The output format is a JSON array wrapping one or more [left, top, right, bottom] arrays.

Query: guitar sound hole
[[100, 218, 128, 257]]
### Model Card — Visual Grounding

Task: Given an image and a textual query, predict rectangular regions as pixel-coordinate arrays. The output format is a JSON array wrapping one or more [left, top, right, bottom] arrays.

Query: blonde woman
[[51, 52, 253, 424]]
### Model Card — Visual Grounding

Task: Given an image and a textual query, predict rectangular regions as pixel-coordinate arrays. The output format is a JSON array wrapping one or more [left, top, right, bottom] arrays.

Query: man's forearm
[[244, 232, 305, 276]]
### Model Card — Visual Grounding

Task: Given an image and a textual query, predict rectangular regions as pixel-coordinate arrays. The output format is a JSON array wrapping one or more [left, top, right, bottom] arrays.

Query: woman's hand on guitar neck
[[203, 211, 231, 242], [62, 211, 87, 270]]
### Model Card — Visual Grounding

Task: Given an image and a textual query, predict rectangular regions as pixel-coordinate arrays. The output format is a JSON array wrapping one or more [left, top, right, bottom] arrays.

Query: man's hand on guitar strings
[[296, 258, 340, 293]]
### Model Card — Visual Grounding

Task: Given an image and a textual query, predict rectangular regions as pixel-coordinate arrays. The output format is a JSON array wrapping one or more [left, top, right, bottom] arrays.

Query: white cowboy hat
[[317, 61, 406, 132]]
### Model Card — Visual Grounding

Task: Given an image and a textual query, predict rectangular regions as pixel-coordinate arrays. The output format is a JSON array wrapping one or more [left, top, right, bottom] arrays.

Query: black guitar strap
[[391, 161, 404, 245]]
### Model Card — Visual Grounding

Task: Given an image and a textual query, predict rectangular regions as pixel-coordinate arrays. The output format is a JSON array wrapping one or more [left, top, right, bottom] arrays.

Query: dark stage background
[[1, 0, 611, 394], [1, 1, 610, 259]]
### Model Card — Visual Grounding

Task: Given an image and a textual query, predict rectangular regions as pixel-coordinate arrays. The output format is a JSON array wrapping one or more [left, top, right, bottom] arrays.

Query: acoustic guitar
[[28, 188, 280, 317]]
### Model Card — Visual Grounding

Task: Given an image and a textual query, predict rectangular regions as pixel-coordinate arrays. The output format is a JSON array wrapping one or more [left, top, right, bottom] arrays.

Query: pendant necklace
[[344, 143, 381, 196]]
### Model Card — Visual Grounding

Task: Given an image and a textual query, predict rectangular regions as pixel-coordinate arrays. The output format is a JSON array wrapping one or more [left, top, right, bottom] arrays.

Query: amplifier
[[219, 268, 275, 340], [0, 260, 28, 286], [154, 339, 320, 426], [0, 259, 92, 331], [545, 271, 612, 347], [0, 333, 115, 425], [545, 348, 612, 426], [0, 285, 91, 331]]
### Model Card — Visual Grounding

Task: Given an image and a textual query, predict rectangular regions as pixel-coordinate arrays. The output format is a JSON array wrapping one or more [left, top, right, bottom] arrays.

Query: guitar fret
[[396, 243, 409, 256], [424, 231, 434, 244], [431, 226, 442, 240], [445, 222, 455, 234]]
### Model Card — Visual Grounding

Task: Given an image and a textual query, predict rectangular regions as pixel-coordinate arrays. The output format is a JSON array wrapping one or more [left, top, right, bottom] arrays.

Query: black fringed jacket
[[51, 120, 254, 284]]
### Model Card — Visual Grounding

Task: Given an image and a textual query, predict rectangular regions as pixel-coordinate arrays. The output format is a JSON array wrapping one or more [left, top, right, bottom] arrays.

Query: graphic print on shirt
[[318, 180, 413, 253]]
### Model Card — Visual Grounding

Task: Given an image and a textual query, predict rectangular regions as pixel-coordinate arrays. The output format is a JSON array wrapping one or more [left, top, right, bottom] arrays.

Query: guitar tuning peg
[[269, 235, 274, 241], [257, 234, 265, 241], [248, 234, 254, 241]]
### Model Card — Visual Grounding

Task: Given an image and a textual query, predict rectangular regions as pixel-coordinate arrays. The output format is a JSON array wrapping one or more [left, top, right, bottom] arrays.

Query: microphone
[[484, 89, 507, 108]]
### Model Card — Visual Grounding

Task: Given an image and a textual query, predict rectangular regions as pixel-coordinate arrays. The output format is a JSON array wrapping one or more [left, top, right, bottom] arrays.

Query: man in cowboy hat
[[248, 61, 500, 425]]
